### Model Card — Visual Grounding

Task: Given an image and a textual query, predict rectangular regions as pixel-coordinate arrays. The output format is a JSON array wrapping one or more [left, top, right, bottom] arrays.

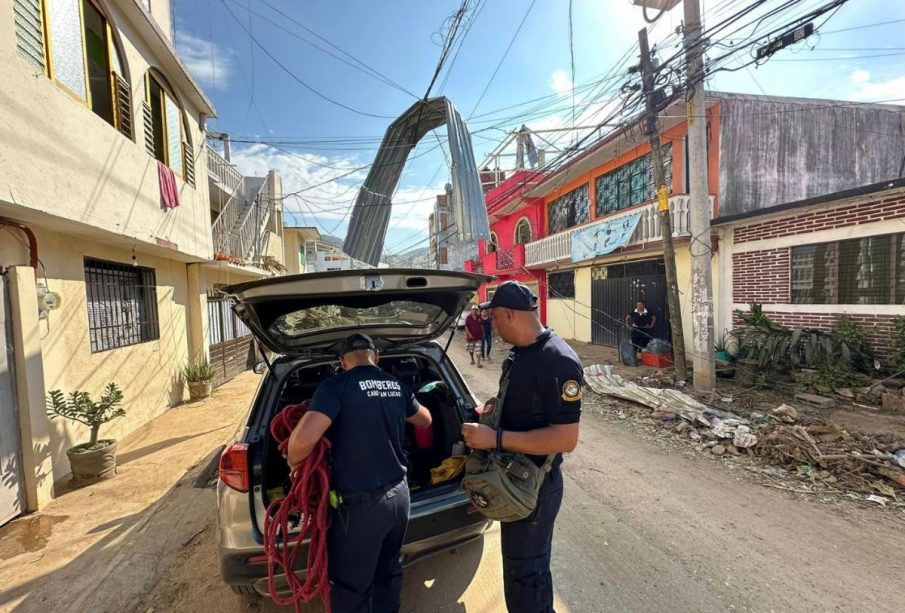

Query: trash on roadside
[[894, 449, 905, 469], [733, 425, 758, 449], [866, 494, 889, 506], [771, 404, 799, 423]]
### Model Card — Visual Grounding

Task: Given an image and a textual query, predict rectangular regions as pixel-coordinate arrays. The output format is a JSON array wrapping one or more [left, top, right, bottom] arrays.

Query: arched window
[[38, 0, 131, 135], [144, 69, 192, 182], [514, 218, 532, 245], [487, 233, 499, 254]]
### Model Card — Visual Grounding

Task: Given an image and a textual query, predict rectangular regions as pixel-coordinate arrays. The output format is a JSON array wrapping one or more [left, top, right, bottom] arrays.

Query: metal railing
[[524, 195, 709, 268], [206, 145, 242, 195]]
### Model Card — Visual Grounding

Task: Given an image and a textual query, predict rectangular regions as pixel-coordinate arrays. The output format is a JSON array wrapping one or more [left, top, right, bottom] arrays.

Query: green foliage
[[815, 362, 863, 391], [182, 357, 217, 383], [46, 383, 126, 446], [832, 315, 875, 373], [714, 329, 735, 354], [888, 317, 905, 374], [732, 305, 877, 374]]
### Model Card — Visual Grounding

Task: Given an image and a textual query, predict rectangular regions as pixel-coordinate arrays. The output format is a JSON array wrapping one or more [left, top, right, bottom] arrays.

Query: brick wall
[[733, 193, 905, 243], [732, 311, 899, 358], [732, 248, 790, 304]]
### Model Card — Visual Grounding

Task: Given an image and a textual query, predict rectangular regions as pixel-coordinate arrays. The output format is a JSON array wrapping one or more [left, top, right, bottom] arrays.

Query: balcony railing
[[525, 195, 711, 268], [206, 145, 242, 196], [470, 243, 527, 275]]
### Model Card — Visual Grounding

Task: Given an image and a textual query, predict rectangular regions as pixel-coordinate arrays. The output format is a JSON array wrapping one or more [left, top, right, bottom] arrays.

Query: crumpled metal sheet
[[583, 366, 712, 426], [343, 97, 491, 266]]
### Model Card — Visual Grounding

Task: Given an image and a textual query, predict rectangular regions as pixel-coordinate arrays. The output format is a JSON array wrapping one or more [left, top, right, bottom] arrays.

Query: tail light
[[220, 443, 250, 492]]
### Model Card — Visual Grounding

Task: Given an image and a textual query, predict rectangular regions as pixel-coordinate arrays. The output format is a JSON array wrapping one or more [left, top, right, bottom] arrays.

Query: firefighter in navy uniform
[[461, 281, 583, 613], [286, 333, 432, 613]]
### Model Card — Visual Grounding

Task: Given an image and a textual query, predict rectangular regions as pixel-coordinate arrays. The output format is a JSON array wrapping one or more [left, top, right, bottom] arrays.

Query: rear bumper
[[247, 521, 489, 598], [218, 483, 491, 593]]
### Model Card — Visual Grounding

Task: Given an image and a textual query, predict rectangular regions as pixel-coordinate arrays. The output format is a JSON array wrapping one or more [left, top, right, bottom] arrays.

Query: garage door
[[590, 259, 672, 347], [0, 275, 25, 525], [207, 292, 255, 388]]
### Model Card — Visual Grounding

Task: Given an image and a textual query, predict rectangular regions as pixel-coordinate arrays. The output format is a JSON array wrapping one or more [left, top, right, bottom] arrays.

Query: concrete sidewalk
[[0, 371, 260, 613]]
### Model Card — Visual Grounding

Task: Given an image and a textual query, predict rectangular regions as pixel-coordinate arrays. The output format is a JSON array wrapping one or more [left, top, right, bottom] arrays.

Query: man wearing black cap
[[286, 333, 432, 613], [462, 281, 583, 613]]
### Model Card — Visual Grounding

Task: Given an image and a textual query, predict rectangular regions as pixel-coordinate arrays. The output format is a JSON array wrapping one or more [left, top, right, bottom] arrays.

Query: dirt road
[[140, 343, 904, 612]]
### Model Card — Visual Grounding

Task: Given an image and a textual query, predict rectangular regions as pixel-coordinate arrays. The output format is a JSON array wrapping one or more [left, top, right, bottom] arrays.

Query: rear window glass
[[270, 301, 445, 336]]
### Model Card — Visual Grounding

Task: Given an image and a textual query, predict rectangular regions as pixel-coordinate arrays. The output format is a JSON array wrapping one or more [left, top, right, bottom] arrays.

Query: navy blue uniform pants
[[328, 479, 410, 613], [499, 466, 564, 613], [481, 328, 493, 357]]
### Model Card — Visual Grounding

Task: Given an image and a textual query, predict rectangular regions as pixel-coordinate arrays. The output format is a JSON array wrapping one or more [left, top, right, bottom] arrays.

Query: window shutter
[[113, 73, 133, 140], [142, 101, 155, 156], [183, 142, 195, 187], [13, 0, 46, 72]]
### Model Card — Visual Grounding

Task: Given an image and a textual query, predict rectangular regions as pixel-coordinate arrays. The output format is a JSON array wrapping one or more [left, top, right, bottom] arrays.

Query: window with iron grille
[[791, 233, 905, 304], [548, 184, 590, 235], [84, 258, 160, 352], [547, 270, 575, 299], [595, 145, 672, 216]]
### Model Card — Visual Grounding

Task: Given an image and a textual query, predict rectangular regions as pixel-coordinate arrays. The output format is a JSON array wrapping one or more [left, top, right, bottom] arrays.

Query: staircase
[[209, 154, 273, 263]]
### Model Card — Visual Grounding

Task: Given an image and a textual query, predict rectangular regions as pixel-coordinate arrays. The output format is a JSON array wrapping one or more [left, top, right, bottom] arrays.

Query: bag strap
[[497, 355, 557, 470]]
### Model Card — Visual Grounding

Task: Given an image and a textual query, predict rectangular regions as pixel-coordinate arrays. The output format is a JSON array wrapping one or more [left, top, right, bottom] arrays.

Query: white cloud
[[230, 144, 445, 241], [850, 69, 871, 85], [175, 31, 232, 90], [549, 69, 574, 97], [847, 70, 905, 102]]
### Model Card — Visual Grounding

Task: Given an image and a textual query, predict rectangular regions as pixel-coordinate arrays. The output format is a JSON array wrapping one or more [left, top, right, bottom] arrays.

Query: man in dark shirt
[[287, 333, 432, 613], [461, 281, 583, 613], [464, 304, 484, 368], [625, 299, 656, 349]]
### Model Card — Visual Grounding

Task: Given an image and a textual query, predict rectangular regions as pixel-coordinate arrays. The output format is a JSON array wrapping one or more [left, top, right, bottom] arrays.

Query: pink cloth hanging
[[157, 160, 180, 209]]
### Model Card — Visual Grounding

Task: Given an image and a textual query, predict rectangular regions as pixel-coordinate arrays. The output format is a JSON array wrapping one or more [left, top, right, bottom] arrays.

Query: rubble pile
[[584, 364, 905, 505]]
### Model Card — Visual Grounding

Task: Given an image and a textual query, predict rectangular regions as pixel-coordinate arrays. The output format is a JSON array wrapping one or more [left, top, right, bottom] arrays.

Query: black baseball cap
[[340, 333, 376, 355], [479, 281, 538, 311]]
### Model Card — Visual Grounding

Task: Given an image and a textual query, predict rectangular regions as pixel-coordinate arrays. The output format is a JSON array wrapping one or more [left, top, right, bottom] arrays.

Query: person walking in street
[[480, 308, 494, 361], [625, 299, 656, 351], [464, 304, 484, 368], [286, 333, 432, 613], [460, 281, 583, 613]]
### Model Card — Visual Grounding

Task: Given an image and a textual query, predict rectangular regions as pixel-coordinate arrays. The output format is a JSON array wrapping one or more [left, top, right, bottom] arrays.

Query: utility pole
[[684, 0, 715, 391], [638, 28, 687, 383]]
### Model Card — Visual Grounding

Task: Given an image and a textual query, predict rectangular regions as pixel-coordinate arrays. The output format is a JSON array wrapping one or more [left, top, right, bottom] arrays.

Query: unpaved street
[[138, 342, 904, 613]]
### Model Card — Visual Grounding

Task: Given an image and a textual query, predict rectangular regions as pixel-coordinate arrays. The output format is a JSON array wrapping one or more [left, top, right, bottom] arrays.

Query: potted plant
[[46, 383, 126, 486], [183, 357, 216, 400]]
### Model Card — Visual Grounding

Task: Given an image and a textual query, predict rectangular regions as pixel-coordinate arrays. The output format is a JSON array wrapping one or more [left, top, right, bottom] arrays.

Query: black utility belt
[[339, 477, 405, 505]]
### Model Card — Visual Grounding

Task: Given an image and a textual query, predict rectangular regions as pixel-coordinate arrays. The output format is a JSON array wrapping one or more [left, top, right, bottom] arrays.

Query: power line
[[468, 0, 538, 118], [217, 0, 396, 118]]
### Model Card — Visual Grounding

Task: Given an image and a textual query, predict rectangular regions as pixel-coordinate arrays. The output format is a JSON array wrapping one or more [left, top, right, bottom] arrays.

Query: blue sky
[[173, 0, 905, 256]]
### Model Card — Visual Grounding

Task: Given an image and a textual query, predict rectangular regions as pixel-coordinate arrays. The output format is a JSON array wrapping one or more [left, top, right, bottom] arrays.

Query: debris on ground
[[583, 363, 905, 508]]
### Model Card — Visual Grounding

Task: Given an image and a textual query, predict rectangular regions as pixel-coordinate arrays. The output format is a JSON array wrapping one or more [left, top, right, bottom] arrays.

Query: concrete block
[[794, 392, 837, 409], [881, 392, 905, 415]]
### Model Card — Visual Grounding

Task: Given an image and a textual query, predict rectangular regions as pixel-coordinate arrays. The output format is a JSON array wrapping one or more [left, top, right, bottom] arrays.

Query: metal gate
[[207, 291, 254, 388], [590, 259, 672, 347], [0, 274, 25, 525]]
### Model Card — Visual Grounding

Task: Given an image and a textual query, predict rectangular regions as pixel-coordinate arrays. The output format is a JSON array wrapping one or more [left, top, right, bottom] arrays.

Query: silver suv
[[216, 269, 493, 598]]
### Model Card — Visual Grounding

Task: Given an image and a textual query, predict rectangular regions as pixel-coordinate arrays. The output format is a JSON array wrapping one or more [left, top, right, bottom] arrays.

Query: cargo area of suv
[[256, 353, 469, 522], [216, 269, 494, 596]]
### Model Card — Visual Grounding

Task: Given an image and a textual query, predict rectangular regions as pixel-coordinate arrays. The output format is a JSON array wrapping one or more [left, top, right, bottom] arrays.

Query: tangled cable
[[263, 402, 332, 612]]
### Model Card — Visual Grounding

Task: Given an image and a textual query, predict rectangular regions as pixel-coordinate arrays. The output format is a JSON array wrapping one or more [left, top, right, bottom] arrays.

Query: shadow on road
[[400, 536, 485, 613]]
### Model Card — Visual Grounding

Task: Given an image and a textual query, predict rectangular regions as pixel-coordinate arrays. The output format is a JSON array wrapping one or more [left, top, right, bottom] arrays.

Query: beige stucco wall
[[1, 230, 199, 482], [547, 267, 592, 343], [283, 231, 302, 275], [0, 0, 212, 262]]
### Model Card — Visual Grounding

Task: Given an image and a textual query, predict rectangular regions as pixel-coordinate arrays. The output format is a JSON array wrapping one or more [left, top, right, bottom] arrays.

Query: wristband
[[496, 428, 504, 452]]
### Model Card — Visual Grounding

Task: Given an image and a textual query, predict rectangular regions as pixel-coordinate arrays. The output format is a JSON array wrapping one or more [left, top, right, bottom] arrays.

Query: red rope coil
[[263, 402, 332, 612]]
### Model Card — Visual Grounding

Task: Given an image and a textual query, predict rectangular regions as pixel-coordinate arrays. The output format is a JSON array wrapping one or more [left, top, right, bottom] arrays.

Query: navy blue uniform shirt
[[309, 364, 419, 494], [499, 329, 583, 465]]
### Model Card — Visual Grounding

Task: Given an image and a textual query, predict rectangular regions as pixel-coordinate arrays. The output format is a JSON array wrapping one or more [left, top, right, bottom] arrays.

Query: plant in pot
[[184, 357, 216, 400], [46, 383, 126, 487]]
